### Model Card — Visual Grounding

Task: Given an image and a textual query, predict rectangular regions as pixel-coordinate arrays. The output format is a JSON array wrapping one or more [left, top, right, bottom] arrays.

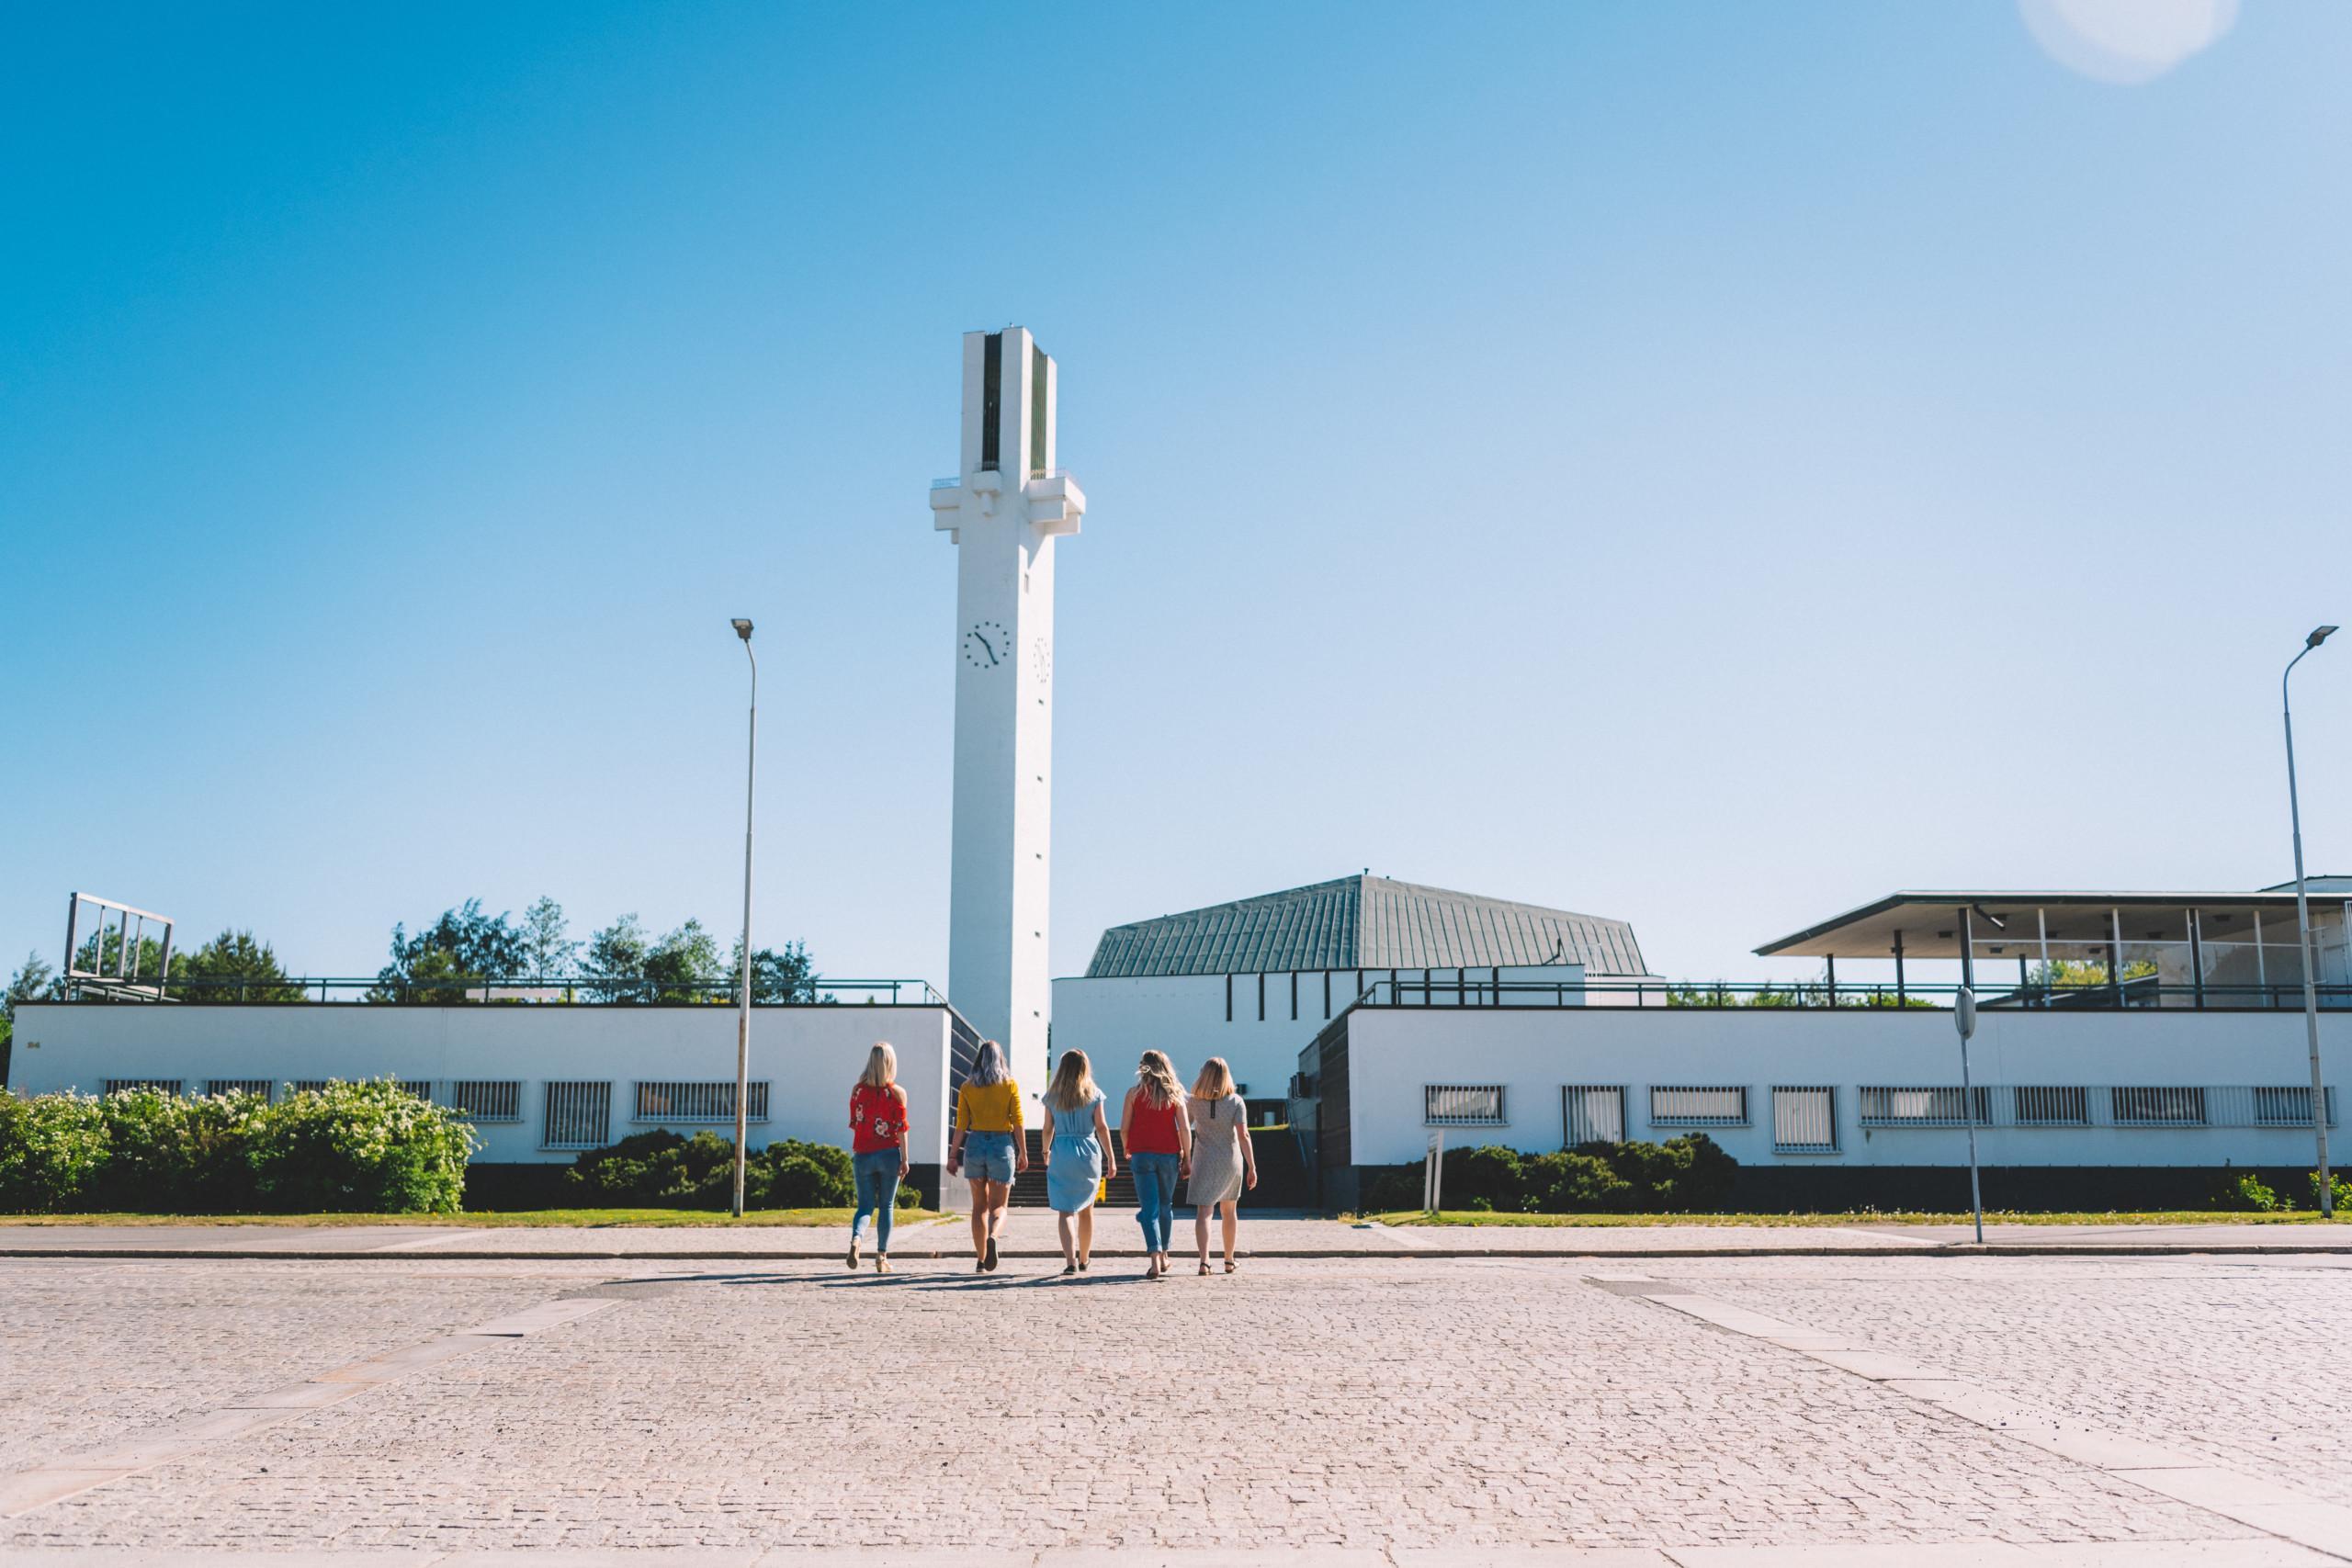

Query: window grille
[[2111, 1086, 2206, 1126], [2014, 1085, 2088, 1126], [1772, 1086, 1838, 1153], [2252, 1086, 2336, 1126], [288, 1079, 332, 1096], [1859, 1086, 1991, 1127], [1648, 1086, 1747, 1127], [203, 1078, 275, 1100], [448, 1080, 523, 1122], [1424, 1084, 1507, 1127], [544, 1081, 613, 1148], [1563, 1085, 1626, 1145], [398, 1080, 431, 1100], [634, 1081, 770, 1122], [103, 1078, 183, 1096]]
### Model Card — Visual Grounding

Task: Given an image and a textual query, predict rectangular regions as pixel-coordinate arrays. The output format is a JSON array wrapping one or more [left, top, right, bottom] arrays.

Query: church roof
[[1082, 874, 1648, 979]]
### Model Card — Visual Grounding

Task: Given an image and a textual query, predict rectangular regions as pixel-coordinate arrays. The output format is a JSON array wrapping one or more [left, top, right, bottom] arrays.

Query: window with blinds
[[1423, 1085, 1507, 1127], [203, 1078, 275, 1100], [1859, 1086, 1992, 1127], [448, 1080, 523, 1122], [544, 1081, 613, 1149], [634, 1081, 770, 1123], [1772, 1087, 1838, 1153], [1562, 1085, 1626, 1145], [103, 1078, 183, 1096], [1648, 1086, 1748, 1127]]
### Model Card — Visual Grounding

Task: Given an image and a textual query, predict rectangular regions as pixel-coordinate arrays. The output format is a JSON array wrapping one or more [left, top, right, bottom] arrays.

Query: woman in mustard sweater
[[945, 1038, 1027, 1273]]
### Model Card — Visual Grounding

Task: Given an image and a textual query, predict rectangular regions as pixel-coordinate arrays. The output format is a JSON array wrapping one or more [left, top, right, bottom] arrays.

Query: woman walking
[[1041, 1049, 1115, 1275], [847, 1043, 910, 1274], [1187, 1056, 1256, 1275], [1120, 1050, 1192, 1280], [946, 1038, 1026, 1273]]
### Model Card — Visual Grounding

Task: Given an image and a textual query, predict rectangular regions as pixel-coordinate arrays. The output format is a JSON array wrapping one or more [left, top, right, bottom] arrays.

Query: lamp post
[[730, 617, 757, 1219], [2284, 625, 2337, 1218]]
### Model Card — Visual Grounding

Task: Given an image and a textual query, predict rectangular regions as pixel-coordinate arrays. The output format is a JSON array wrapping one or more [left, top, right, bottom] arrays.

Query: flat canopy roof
[[1755, 889, 2346, 960]]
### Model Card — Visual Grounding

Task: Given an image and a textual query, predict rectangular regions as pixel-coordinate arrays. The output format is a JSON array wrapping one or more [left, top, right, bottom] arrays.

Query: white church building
[[1050, 873, 1654, 1111]]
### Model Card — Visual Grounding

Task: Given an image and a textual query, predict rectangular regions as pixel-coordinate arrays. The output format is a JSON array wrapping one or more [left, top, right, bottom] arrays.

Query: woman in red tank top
[[1121, 1051, 1193, 1280]]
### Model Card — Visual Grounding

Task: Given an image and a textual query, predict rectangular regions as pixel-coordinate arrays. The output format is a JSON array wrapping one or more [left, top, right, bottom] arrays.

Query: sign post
[[1954, 982, 1984, 1246], [1423, 1131, 1445, 1214]]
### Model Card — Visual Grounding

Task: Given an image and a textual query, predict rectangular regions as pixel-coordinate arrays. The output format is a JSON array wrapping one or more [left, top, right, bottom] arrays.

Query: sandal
[[876, 1256, 890, 1274], [1225, 1259, 1238, 1273], [984, 1236, 999, 1272], [1199, 1262, 1213, 1276], [846, 1238, 860, 1271], [1061, 1262, 1078, 1276]]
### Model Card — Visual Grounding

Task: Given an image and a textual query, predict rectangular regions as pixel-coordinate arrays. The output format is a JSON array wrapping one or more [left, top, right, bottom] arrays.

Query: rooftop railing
[[57, 976, 950, 1008], [1353, 976, 2352, 1012]]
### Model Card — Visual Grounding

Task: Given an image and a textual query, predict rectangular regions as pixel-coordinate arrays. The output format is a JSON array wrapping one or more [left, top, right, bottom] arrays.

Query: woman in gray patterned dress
[[1186, 1056, 1256, 1275]]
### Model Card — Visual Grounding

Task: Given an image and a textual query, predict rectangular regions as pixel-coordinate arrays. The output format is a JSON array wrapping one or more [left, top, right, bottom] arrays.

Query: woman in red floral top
[[847, 1042, 910, 1273]]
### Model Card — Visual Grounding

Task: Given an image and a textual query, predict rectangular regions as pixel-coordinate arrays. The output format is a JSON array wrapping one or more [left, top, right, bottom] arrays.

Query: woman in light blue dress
[[1041, 1049, 1116, 1275]]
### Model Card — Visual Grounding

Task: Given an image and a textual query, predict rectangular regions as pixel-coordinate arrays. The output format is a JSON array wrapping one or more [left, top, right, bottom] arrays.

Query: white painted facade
[[1319, 1003, 2349, 1169], [6, 1003, 957, 1168], [1052, 964, 1588, 1106], [931, 327, 1083, 1104]]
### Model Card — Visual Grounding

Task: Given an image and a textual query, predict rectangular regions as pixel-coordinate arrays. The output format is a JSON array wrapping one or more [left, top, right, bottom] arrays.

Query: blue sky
[[4, 1, 2347, 990]]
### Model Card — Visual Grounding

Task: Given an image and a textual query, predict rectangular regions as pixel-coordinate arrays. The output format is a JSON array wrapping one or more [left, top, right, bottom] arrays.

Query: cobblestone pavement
[[7, 1214, 2348, 1257], [1669, 1256, 2352, 1506], [4, 1254, 2346, 1556]]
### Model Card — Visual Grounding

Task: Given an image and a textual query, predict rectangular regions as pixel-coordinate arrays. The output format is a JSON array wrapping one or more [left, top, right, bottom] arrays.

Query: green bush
[[2309, 1170, 2352, 1214], [2230, 1173, 2281, 1212], [1403, 1134, 1738, 1215], [250, 1080, 474, 1213], [564, 1130, 867, 1210], [0, 1080, 475, 1214], [0, 1092, 108, 1212]]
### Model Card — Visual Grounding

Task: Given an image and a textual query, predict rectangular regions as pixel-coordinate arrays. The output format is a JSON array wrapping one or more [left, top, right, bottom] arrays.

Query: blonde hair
[[1134, 1050, 1182, 1108], [1191, 1056, 1236, 1100], [858, 1042, 898, 1090], [1044, 1049, 1098, 1113]]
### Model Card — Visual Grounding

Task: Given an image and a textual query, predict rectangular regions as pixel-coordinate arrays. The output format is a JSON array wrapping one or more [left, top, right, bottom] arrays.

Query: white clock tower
[[929, 328, 1085, 1103]]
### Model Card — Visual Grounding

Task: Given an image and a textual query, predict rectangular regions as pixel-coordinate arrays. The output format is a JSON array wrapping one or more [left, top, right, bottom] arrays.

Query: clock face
[[962, 620, 1008, 670]]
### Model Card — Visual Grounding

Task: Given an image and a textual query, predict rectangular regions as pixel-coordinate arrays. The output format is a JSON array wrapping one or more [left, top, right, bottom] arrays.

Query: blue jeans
[[851, 1148, 899, 1251], [1131, 1152, 1180, 1253]]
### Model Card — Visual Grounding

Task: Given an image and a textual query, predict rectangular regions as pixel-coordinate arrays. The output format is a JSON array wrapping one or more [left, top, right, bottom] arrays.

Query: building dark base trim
[[1328, 1162, 2311, 1215]]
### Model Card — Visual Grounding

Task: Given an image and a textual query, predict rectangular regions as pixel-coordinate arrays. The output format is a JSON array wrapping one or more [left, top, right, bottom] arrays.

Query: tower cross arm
[[1023, 470, 1085, 537]]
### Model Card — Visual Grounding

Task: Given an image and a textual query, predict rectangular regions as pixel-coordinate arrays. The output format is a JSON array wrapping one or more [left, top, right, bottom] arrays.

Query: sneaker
[[846, 1236, 860, 1271]]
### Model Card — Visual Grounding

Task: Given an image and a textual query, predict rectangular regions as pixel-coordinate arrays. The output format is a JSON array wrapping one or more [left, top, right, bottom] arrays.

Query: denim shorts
[[960, 1130, 1015, 1184]]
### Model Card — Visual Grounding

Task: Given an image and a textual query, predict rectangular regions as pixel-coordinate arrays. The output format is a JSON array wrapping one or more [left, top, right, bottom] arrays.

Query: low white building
[[1297, 886, 2352, 1210], [1050, 874, 1655, 1108], [6, 993, 974, 1203]]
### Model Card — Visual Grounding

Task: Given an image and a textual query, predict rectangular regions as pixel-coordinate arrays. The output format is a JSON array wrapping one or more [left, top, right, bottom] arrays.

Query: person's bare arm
[[896, 1089, 910, 1178], [1094, 1100, 1116, 1179], [1177, 1101, 1193, 1175], [1119, 1088, 1138, 1152], [1238, 1104, 1258, 1190]]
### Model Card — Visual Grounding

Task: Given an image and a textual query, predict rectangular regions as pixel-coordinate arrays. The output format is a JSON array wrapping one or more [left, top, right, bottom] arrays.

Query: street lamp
[[730, 617, 757, 1219], [2284, 625, 2337, 1218]]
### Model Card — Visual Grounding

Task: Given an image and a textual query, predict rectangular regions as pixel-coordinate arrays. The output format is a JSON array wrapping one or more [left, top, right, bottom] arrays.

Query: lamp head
[[730, 618, 754, 641], [2310, 626, 2339, 649]]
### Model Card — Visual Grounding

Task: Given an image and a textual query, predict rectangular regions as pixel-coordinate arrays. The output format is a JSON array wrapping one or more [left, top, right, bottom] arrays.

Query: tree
[[729, 937, 820, 1003], [519, 896, 577, 981], [70, 928, 177, 987], [643, 919, 723, 999], [178, 930, 303, 1003], [580, 914, 650, 1003], [2, 952, 59, 1085], [370, 899, 526, 1001]]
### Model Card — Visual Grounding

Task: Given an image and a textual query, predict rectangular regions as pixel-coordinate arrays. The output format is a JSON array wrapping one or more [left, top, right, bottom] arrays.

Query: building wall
[[1336, 1004, 2349, 1169], [1052, 964, 1587, 1103], [7, 1003, 956, 1167]]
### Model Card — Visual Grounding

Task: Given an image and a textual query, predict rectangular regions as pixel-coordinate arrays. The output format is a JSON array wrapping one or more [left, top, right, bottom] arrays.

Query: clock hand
[[978, 635, 998, 664]]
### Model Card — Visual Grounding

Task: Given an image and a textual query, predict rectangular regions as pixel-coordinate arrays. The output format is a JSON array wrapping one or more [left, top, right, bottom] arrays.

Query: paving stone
[[0, 1254, 2317, 1552]]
